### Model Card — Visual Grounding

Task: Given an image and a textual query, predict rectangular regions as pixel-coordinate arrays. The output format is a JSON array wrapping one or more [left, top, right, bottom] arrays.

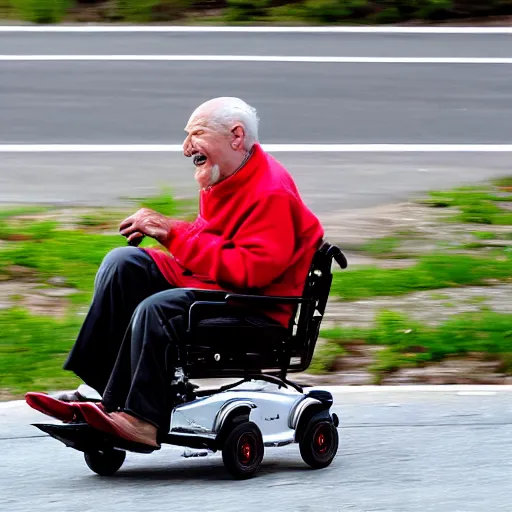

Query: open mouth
[[193, 153, 207, 167]]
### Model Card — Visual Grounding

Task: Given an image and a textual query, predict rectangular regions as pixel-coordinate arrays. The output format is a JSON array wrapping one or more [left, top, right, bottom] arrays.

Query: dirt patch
[[380, 357, 512, 385], [0, 389, 19, 401], [319, 201, 511, 253], [10, 207, 124, 232], [319, 202, 450, 249], [0, 276, 77, 318], [323, 284, 512, 329], [337, 251, 417, 269], [298, 352, 512, 387]]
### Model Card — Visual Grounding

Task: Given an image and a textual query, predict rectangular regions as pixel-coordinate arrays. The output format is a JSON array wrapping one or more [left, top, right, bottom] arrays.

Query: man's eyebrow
[[186, 128, 205, 135]]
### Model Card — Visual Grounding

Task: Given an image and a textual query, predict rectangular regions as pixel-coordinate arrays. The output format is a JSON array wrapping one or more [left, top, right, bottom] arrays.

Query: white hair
[[191, 97, 260, 149]]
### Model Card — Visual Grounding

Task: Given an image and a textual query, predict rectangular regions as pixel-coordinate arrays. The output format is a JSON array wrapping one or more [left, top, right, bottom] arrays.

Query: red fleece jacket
[[144, 143, 324, 327]]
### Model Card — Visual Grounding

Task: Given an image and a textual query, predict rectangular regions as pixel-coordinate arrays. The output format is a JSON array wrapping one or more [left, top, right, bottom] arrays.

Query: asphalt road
[[1, 31, 512, 57], [1, 30, 512, 210], [1, 31, 512, 145], [1, 62, 512, 144], [1, 387, 511, 512]]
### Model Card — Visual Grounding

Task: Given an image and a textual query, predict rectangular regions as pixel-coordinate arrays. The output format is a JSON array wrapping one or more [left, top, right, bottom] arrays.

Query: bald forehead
[[185, 105, 216, 131]]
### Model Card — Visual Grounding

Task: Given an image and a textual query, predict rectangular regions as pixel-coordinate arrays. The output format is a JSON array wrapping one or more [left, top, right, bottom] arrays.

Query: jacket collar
[[202, 143, 266, 197]]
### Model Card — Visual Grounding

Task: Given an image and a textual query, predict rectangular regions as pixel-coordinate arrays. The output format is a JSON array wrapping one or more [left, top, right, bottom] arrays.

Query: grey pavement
[[1, 387, 511, 512], [2, 152, 512, 214], [1, 62, 511, 144], [1, 31, 512, 57]]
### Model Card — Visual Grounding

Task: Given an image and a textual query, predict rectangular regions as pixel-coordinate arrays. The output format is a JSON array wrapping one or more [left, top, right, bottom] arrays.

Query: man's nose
[[183, 135, 192, 157]]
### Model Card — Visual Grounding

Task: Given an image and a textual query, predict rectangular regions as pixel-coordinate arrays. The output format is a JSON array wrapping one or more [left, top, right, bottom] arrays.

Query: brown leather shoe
[[79, 403, 160, 448]]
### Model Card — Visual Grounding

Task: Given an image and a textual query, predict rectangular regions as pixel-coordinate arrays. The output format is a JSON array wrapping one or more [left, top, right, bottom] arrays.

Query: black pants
[[63, 247, 275, 433]]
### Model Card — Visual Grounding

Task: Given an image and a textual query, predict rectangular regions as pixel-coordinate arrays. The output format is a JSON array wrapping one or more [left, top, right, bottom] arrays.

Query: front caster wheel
[[222, 421, 264, 479], [299, 419, 338, 469], [84, 449, 126, 476]]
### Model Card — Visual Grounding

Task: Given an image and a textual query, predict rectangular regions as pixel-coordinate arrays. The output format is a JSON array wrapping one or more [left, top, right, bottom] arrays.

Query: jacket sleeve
[[167, 193, 296, 290]]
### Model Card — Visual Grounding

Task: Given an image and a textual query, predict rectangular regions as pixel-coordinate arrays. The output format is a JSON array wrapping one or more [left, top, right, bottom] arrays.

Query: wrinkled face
[[183, 108, 247, 189], [183, 113, 231, 189]]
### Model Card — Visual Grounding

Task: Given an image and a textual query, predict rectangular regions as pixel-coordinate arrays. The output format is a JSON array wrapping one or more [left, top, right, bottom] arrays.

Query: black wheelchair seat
[[181, 241, 348, 380]]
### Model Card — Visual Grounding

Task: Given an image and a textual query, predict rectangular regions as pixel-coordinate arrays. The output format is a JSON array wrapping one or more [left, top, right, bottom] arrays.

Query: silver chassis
[[41, 378, 337, 457], [166, 378, 334, 450]]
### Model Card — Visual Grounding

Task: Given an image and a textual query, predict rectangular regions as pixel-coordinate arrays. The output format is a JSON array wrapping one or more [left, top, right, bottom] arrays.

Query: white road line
[[318, 385, 512, 394], [1, 55, 511, 64], [456, 391, 498, 396], [0, 25, 512, 34], [1, 144, 512, 153]]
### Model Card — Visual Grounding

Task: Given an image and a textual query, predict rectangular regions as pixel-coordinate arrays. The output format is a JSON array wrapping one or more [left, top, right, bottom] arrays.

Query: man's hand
[[119, 208, 175, 247]]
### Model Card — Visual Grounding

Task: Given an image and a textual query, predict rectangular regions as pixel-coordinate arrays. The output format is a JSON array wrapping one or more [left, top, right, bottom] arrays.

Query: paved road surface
[[1, 30, 512, 57], [1, 31, 511, 145], [1, 61, 511, 144], [1, 30, 512, 209], [1, 152, 511, 213], [1, 387, 511, 512]]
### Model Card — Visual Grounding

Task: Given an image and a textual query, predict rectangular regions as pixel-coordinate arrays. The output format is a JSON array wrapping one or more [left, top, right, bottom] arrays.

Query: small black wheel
[[299, 419, 338, 469], [84, 449, 126, 476], [221, 421, 264, 479]]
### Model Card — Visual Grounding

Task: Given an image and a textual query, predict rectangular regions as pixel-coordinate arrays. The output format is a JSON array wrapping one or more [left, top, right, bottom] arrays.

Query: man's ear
[[231, 125, 245, 150]]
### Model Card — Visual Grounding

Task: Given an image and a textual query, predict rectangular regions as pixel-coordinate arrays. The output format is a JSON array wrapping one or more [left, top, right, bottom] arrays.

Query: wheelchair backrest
[[289, 241, 348, 370]]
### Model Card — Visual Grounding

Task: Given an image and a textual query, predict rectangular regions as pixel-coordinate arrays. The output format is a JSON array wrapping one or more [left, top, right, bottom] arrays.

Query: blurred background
[[1, 4, 511, 512], [1, 0, 512, 24]]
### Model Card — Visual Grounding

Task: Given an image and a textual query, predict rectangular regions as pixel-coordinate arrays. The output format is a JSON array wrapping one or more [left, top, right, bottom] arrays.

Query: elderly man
[[26, 97, 324, 449]]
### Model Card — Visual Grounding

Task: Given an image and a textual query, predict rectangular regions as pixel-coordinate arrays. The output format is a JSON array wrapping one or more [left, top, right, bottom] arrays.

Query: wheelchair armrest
[[179, 288, 229, 301], [187, 301, 232, 332], [224, 294, 312, 306], [187, 294, 313, 332]]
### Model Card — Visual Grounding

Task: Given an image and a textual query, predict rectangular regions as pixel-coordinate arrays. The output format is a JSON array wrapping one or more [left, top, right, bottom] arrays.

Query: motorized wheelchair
[[33, 241, 348, 479]]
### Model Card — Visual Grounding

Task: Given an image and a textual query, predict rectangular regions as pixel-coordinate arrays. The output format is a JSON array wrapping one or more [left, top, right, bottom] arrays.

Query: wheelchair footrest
[[33, 422, 159, 454]]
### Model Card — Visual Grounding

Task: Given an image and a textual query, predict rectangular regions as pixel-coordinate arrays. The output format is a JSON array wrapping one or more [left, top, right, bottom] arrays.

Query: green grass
[[472, 231, 498, 241], [308, 341, 347, 374], [0, 308, 82, 394], [309, 326, 370, 375], [1, 181, 512, 394], [0, 224, 126, 303], [493, 177, 512, 188], [463, 296, 488, 305], [370, 309, 512, 375], [429, 292, 450, 300], [423, 184, 512, 225], [0, 191, 194, 395], [0, 189, 192, 296], [361, 236, 400, 256], [332, 252, 512, 301], [316, 309, 512, 378], [75, 188, 197, 231], [0, 205, 52, 220], [470, 231, 512, 243], [77, 209, 127, 230], [131, 187, 198, 219]]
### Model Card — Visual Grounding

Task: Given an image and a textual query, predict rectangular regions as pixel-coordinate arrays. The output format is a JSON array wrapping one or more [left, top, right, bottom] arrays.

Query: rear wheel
[[84, 449, 126, 476], [299, 419, 338, 469], [222, 421, 264, 479]]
